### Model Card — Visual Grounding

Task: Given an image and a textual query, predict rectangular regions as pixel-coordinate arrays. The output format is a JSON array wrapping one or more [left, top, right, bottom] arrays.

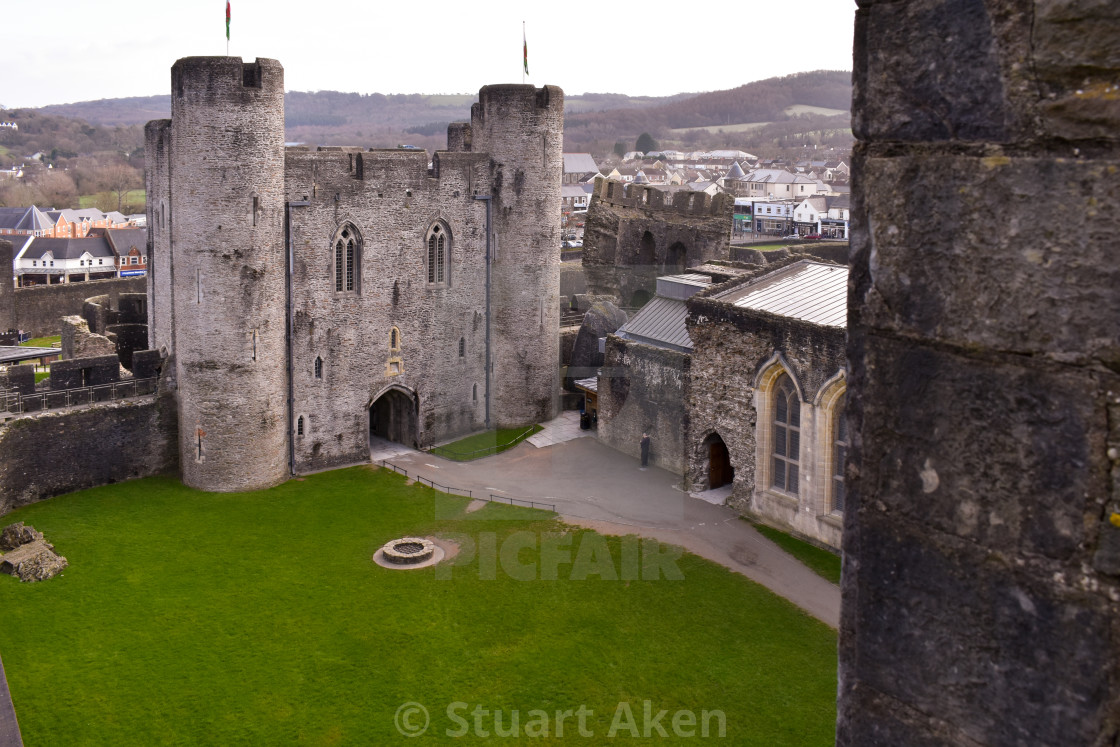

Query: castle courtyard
[[0, 451, 837, 744]]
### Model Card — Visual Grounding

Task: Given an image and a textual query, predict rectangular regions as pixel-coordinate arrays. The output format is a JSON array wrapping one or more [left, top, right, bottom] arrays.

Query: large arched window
[[832, 394, 848, 514], [772, 373, 800, 495], [427, 223, 449, 284], [333, 224, 360, 293]]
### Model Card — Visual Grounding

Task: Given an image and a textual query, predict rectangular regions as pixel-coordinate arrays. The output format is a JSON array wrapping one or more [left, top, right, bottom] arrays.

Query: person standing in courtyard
[[640, 432, 651, 469]]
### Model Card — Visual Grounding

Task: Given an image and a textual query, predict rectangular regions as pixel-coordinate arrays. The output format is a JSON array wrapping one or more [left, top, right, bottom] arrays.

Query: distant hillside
[[564, 71, 850, 143], [37, 90, 679, 130], [40, 96, 171, 126], [25, 70, 851, 158]]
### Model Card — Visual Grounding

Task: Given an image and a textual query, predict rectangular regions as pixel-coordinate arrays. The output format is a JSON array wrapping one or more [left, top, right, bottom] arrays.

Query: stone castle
[[144, 57, 563, 492]]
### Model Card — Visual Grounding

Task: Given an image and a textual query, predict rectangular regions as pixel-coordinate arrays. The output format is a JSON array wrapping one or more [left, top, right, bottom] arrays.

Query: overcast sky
[[2, 1, 856, 109]]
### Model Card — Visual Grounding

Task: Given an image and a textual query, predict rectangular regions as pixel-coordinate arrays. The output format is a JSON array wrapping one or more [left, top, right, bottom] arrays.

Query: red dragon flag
[[225, 1, 231, 42], [523, 21, 528, 78]]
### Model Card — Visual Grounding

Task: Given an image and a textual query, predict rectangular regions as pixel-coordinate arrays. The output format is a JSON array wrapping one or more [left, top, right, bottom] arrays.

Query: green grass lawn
[[750, 522, 842, 584], [79, 189, 146, 211], [430, 425, 543, 461], [20, 335, 60, 349], [0, 468, 837, 744]]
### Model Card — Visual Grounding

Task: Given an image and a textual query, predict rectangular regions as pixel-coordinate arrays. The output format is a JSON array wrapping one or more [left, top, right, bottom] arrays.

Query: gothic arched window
[[426, 223, 449, 284], [772, 373, 800, 495], [832, 394, 848, 513], [333, 224, 361, 293]]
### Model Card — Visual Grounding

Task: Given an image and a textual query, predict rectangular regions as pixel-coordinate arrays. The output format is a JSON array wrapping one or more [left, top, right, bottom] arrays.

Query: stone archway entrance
[[705, 433, 734, 489], [665, 241, 688, 274], [369, 387, 418, 449]]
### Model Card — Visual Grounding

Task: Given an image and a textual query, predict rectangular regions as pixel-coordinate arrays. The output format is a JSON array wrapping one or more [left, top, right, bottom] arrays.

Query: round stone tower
[[169, 57, 288, 491], [471, 84, 564, 426]]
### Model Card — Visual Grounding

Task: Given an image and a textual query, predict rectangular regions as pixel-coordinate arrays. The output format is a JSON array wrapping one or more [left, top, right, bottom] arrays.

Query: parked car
[[805, 232, 821, 239], [569, 240, 583, 248]]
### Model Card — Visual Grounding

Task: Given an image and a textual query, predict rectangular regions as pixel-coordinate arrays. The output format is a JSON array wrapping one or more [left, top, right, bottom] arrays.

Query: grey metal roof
[[725, 161, 746, 179], [0, 346, 58, 365], [574, 377, 598, 393], [563, 153, 599, 174], [617, 296, 694, 352], [718, 260, 848, 328], [656, 274, 711, 300]]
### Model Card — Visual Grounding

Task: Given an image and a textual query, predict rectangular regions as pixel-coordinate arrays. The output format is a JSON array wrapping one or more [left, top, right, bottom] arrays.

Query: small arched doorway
[[369, 387, 418, 449], [629, 288, 652, 308], [705, 433, 734, 489], [637, 230, 656, 266], [665, 241, 688, 273]]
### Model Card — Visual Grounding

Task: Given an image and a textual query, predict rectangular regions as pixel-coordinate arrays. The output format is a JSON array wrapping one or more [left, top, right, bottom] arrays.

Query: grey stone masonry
[[470, 85, 564, 427], [840, 1, 1120, 745], [0, 240, 13, 332], [168, 57, 288, 492], [582, 178, 734, 307], [147, 57, 564, 485]]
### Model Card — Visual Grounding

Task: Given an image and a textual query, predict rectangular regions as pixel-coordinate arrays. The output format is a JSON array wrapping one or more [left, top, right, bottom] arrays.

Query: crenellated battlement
[[171, 57, 283, 102], [591, 177, 734, 217]]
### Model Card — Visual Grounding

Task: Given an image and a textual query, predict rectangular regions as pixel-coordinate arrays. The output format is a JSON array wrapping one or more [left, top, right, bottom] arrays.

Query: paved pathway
[[0, 650, 22, 747], [378, 419, 841, 628]]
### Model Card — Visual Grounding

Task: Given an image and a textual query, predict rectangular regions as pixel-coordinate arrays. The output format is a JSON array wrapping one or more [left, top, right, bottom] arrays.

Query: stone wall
[[840, 1, 1120, 744], [470, 84, 564, 428], [597, 335, 690, 474], [49, 355, 120, 390], [560, 262, 586, 299], [688, 275, 845, 549], [285, 147, 494, 472], [3, 277, 146, 338], [0, 395, 178, 517], [168, 57, 290, 492], [582, 178, 733, 305], [0, 239, 13, 332], [61, 315, 115, 360]]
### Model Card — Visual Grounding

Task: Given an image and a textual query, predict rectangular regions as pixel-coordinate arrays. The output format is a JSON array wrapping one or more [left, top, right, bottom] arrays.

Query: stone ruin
[[0, 522, 67, 582]]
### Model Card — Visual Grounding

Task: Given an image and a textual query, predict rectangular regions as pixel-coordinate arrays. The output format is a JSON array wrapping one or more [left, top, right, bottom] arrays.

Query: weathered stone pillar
[[841, 1, 1120, 744], [0, 240, 13, 332]]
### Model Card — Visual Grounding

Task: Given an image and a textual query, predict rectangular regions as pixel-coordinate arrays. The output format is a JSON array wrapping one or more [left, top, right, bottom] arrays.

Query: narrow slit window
[[297, 416, 305, 436], [314, 356, 322, 379], [458, 337, 465, 357]]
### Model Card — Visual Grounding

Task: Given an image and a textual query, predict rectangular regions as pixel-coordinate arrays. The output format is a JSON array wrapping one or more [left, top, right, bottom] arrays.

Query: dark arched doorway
[[629, 288, 652, 308], [637, 230, 656, 266], [369, 387, 418, 449], [705, 433, 734, 489], [665, 241, 688, 273]]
